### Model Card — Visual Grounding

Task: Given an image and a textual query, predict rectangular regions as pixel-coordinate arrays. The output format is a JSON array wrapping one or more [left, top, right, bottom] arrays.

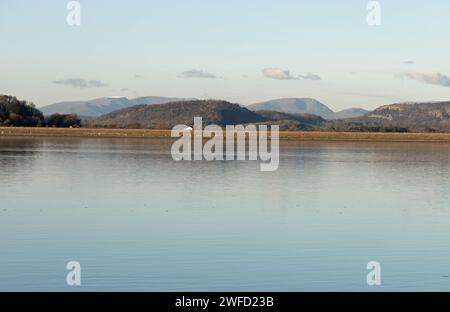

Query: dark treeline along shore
[[3, 94, 450, 133], [0, 95, 81, 128]]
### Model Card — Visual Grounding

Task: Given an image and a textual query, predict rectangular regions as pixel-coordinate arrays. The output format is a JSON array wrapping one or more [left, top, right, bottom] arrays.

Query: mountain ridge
[[247, 98, 368, 119], [40, 96, 194, 117]]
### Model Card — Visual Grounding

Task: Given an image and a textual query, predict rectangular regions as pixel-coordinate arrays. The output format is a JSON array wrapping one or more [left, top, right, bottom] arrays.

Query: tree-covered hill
[[90, 100, 327, 130], [324, 101, 450, 132], [0, 95, 44, 127]]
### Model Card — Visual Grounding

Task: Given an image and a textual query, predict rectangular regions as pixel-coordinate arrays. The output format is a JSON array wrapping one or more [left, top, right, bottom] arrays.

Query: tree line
[[0, 95, 81, 128]]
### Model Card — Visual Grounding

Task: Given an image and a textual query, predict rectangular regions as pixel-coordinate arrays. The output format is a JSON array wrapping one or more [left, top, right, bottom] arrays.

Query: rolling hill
[[90, 100, 326, 130]]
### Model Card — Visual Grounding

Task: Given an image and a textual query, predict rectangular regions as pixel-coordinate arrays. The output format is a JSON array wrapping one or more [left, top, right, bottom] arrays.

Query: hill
[[248, 98, 334, 119], [324, 101, 450, 132], [40, 96, 191, 117], [0, 95, 44, 126], [91, 100, 265, 128], [247, 98, 367, 119], [90, 100, 326, 130]]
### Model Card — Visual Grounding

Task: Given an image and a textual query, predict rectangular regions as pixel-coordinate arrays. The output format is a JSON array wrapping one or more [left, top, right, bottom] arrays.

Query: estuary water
[[1, 136, 450, 291]]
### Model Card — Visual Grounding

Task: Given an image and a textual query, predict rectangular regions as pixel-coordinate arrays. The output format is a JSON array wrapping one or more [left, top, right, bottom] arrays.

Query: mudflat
[[2, 127, 450, 142]]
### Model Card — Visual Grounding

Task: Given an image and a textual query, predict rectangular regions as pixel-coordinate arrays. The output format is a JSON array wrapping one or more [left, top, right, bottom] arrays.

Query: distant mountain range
[[90, 100, 325, 130], [247, 98, 369, 119], [40, 96, 192, 118], [6, 93, 450, 132], [41, 96, 368, 120]]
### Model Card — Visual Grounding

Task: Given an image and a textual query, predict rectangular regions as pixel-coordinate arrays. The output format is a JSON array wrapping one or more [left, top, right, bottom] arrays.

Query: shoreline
[[2, 127, 450, 142]]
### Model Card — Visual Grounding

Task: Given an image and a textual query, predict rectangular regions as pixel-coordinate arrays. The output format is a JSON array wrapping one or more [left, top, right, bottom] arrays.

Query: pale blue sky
[[1, 0, 450, 110]]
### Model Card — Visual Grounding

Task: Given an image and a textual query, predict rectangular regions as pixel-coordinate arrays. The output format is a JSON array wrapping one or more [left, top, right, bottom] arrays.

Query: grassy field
[[3, 127, 450, 142]]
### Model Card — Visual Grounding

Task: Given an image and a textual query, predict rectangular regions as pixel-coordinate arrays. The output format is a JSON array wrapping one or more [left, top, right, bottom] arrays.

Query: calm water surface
[[1, 136, 450, 291]]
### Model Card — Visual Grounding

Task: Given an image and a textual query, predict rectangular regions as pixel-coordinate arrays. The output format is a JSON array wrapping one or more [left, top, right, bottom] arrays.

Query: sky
[[1, 0, 450, 111]]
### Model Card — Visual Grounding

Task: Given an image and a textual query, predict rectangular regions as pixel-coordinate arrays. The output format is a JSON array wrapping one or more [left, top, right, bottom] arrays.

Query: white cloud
[[262, 68, 297, 80], [180, 69, 216, 79], [403, 71, 450, 87]]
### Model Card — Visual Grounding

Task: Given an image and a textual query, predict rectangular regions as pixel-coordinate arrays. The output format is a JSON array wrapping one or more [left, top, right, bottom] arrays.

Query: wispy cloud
[[262, 68, 297, 80], [135, 74, 142, 78], [262, 68, 321, 81], [299, 72, 321, 81], [52, 78, 108, 88], [180, 69, 216, 79], [402, 71, 450, 87], [403, 60, 415, 65]]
